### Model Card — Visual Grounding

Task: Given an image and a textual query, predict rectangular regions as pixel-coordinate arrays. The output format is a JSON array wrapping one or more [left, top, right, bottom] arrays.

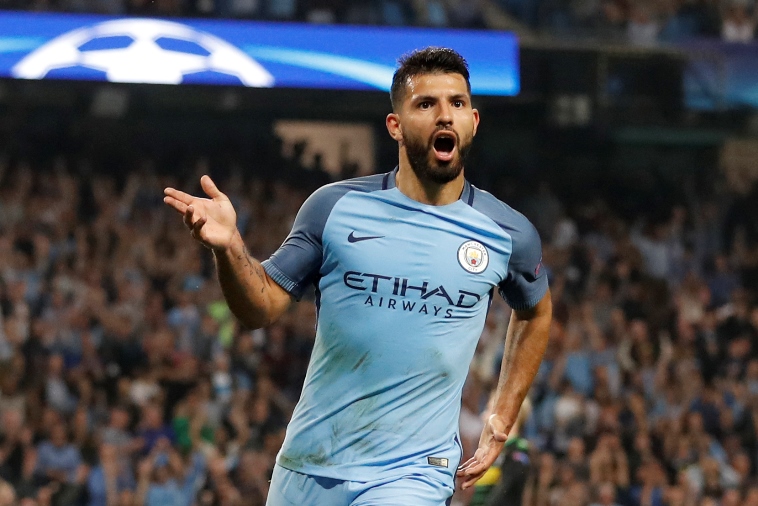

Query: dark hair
[[390, 47, 470, 110]]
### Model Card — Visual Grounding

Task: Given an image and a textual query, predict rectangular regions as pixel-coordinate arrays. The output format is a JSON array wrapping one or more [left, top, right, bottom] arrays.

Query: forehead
[[403, 72, 470, 101]]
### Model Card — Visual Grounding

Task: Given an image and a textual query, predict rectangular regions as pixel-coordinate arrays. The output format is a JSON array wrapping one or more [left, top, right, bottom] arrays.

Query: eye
[[453, 100, 464, 108], [419, 101, 432, 110]]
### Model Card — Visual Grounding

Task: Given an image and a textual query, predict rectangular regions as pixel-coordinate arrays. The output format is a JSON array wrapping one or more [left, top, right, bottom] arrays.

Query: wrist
[[212, 229, 243, 255], [488, 412, 513, 430]]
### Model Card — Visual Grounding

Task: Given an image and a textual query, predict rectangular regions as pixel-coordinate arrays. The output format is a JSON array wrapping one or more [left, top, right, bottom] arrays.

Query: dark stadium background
[[1, 2, 758, 505]]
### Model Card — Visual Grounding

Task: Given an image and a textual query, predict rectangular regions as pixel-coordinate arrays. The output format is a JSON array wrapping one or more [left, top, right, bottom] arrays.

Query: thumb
[[200, 175, 226, 200], [488, 415, 510, 442], [493, 430, 509, 443]]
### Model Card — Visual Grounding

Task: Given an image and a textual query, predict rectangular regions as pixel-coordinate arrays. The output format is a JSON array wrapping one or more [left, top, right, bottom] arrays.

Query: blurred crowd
[[516, 0, 758, 45], [3, 0, 758, 44], [0, 0, 519, 30], [0, 138, 757, 506]]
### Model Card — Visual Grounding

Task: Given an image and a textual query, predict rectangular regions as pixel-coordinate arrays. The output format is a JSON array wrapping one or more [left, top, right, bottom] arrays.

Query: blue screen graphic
[[682, 40, 758, 110], [0, 11, 520, 95]]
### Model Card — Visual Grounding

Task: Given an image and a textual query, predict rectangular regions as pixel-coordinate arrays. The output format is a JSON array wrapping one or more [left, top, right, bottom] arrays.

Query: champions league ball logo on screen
[[10, 19, 275, 86]]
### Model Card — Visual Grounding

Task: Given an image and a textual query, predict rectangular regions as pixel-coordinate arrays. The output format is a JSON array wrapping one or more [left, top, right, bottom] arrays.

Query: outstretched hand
[[456, 414, 510, 490], [164, 175, 238, 251]]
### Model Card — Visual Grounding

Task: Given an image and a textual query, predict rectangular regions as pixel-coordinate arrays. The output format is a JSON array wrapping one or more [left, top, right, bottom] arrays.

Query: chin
[[424, 163, 463, 184], [430, 156, 463, 178]]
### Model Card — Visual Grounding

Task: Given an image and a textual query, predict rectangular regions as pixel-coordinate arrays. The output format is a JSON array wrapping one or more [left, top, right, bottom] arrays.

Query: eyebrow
[[412, 93, 469, 102]]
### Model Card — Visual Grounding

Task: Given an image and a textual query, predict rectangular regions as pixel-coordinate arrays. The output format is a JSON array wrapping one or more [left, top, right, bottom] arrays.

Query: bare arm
[[164, 175, 292, 329], [491, 291, 552, 431], [458, 290, 552, 489], [214, 232, 292, 328]]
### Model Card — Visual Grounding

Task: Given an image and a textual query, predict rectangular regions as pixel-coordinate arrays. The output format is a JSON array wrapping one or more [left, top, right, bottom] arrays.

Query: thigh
[[350, 473, 454, 506], [266, 464, 350, 506]]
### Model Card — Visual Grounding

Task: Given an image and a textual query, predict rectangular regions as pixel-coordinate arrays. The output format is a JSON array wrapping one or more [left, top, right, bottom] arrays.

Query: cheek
[[404, 119, 427, 136], [456, 115, 476, 136], [461, 124, 476, 142]]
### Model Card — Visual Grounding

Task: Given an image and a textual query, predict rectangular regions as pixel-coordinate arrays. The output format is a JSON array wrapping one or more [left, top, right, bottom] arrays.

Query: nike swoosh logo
[[348, 232, 385, 243]]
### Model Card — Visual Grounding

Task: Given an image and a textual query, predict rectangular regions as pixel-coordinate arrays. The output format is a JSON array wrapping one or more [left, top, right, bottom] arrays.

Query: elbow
[[235, 313, 269, 331], [221, 293, 270, 330], [232, 304, 276, 330], [225, 281, 291, 330]]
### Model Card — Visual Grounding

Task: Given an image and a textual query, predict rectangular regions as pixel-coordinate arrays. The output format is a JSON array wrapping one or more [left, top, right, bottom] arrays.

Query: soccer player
[[164, 47, 552, 505]]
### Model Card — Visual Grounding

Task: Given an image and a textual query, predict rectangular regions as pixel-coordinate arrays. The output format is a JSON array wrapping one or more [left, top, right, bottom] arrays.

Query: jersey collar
[[385, 167, 474, 206]]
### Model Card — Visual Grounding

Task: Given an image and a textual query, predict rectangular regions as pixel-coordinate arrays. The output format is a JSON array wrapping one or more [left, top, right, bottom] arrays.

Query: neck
[[395, 150, 465, 206]]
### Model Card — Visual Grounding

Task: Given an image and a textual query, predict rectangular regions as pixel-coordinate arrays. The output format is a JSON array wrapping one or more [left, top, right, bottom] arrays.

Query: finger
[[163, 196, 188, 215], [457, 457, 476, 472], [461, 470, 486, 490], [460, 464, 488, 489], [458, 449, 495, 475], [458, 455, 479, 475], [192, 214, 207, 236], [457, 458, 475, 470], [457, 462, 480, 476], [164, 187, 196, 206], [200, 175, 227, 201], [183, 205, 195, 230], [462, 461, 487, 475]]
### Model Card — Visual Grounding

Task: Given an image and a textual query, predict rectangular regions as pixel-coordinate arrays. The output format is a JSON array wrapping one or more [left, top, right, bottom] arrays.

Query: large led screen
[[0, 11, 519, 95], [683, 40, 758, 110]]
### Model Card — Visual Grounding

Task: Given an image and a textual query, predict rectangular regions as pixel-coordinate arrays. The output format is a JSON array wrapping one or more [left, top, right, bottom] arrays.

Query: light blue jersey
[[262, 169, 547, 484]]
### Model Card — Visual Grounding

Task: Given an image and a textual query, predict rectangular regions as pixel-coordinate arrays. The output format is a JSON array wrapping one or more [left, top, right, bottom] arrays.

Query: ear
[[386, 113, 403, 143], [472, 108, 480, 137]]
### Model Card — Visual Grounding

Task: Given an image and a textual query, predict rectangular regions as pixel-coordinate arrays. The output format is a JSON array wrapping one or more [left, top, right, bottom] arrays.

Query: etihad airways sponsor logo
[[343, 271, 483, 319]]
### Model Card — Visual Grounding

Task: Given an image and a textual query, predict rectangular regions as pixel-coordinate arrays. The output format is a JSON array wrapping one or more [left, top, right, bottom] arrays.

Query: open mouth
[[432, 132, 457, 162]]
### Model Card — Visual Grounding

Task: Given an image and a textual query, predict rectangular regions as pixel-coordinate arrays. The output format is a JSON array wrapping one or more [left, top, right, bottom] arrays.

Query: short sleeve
[[498, 220, 548, 310], [262, 184, 346, 299]]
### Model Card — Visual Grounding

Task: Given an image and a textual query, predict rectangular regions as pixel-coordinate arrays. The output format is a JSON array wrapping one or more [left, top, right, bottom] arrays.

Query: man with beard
[[164, 47, 552, 505]]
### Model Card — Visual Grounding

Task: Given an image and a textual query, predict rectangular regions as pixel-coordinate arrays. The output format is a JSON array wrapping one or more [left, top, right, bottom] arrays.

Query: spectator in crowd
[[627, 2, 662, 45], [33, 424, 83, 487], [86, 443, 135, 506], [722, 0, 755, 41]]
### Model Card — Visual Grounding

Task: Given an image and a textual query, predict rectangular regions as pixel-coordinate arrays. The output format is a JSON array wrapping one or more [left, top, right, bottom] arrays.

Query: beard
[[403, 128, 472, 185]]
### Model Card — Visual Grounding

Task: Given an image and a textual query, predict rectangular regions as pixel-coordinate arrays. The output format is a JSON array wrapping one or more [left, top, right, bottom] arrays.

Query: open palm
[[457, 414, 510, 489], [163, 175, 238, 250]]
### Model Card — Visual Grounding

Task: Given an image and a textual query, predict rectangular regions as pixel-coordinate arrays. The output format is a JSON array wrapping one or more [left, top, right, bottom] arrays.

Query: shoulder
[[298, 172, 388, 218], [307, 172, 388, 205], [468, 186, 539, 241], [296, 172, 390, 231]]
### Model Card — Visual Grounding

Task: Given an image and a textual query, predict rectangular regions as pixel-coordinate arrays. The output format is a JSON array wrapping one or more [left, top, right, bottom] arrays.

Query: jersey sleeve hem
[[504, 281, 548, 311], [262, 260, 301, 299]]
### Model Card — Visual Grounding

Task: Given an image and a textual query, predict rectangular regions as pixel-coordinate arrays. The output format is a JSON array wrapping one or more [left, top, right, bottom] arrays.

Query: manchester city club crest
[[457, 240, 489, 274]]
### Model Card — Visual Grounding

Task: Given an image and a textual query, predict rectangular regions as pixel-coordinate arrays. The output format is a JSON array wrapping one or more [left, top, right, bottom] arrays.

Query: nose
[[436, 102, 453, 127]]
